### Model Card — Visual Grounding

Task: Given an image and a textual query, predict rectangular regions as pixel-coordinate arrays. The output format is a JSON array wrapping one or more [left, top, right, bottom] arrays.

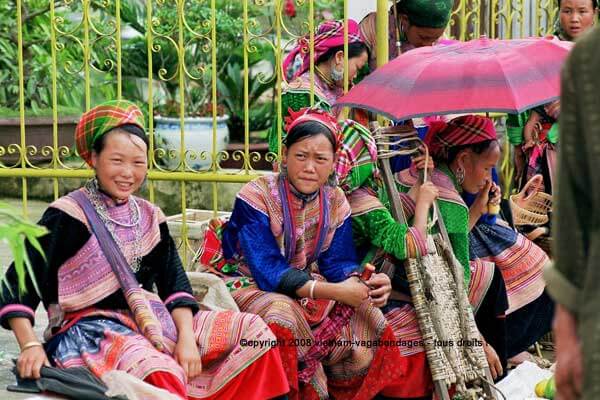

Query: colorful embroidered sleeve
[[0, 207, 90, 330], [150, 222, 199, 315], [228, 198, 312, 296]]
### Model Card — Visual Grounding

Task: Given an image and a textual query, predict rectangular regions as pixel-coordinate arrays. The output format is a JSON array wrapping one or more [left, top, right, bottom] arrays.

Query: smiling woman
[[90, 125, 149, 203], [0, 100, 290, 400]]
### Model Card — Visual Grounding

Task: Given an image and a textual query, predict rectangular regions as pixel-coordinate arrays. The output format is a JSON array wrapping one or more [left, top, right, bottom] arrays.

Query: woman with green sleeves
[[267, 19, 369, 156], [335, 116, 518, 398], [507, 0, 598, 191]]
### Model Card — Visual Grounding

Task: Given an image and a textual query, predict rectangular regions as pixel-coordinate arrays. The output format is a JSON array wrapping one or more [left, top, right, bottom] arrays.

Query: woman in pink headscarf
[[268, 19, 369, 156]]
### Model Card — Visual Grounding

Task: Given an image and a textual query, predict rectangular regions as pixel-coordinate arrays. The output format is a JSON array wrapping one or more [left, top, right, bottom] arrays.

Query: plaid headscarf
[[424, 115, 497, 160], [75, 100, 145, 166], [397, 0, 454, 29], [282, 19, 363, 81], [284, 107, 343, 152], [335, 120, 380, 194]]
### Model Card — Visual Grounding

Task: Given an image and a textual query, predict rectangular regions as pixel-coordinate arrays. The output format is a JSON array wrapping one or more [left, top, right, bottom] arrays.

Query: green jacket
[[351, 165, 471, 287], [544, 26, 600, 398]]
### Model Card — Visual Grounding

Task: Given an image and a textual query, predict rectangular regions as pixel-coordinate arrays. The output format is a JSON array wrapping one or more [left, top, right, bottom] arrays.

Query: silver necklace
[[85, 179, 143, 272]]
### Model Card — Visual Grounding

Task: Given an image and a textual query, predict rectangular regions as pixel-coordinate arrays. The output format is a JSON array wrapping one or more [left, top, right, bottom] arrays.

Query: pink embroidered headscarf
[[282, 19, 363, 82]]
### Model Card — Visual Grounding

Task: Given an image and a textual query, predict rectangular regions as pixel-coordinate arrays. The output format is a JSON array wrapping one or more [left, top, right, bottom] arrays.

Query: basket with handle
[[509, 175, 552, 226]]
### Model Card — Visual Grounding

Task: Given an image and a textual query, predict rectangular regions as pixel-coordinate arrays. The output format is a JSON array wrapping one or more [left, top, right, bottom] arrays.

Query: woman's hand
[[412, 149, 435, 172], [488, 182, 501, 206], [416, 181, 439, 209], [470, 179, 493, 218], [336, 277, 369, 308], [365, 273, 391, 307], [17, 345, 50, 379], [174, 333, 203, 380], [483, 340, 503, 380]]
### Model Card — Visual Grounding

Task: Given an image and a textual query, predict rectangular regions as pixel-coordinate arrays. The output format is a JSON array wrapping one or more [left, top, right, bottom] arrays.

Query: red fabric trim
[[188, 348, 289, 400], [145, 371, 187, 400], [267, 323, 321, 400], [379, 351, 433, 398], [55, 307, 98, 335], [327, 326, 408, 400]]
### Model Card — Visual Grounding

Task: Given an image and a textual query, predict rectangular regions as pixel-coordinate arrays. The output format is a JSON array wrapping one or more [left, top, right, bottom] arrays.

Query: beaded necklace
[[85, 178, 143, 272]]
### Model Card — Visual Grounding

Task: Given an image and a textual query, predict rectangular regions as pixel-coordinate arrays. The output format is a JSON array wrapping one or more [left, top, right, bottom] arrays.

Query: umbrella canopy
[[336, 37, 573, 120]]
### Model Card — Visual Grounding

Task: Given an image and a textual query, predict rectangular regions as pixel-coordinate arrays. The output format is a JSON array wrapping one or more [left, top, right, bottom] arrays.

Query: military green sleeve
[[544, 42, 590, 314]]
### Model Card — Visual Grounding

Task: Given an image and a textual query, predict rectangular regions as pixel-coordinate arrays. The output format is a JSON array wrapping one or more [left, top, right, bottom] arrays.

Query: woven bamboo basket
[[510, 175, 552, 226]]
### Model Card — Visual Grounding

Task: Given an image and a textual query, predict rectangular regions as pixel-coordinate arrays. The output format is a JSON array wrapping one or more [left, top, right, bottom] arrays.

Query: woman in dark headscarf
[[359, 0, 454, 71], [268, 19, 369, 155]]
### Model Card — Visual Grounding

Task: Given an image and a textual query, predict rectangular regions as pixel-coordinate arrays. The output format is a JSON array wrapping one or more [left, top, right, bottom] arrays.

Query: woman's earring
[[330, 64, 344, 82], [280, 163, 288, 179], [327, 171, 338, 187], [456, 167, 465, 185]]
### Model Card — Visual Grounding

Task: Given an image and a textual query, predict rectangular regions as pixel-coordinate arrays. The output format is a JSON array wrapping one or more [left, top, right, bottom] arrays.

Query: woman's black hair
[[284, 120, 336, 152], [92, 124, 149, 154], [558, 0, 598, 8], [445, 139, 499, 163], [315, 42, 369, 65]]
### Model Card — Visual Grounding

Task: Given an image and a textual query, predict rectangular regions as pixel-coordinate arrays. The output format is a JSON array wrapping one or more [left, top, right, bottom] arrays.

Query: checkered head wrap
[[75, 100, 145, 166], [424, 115, 497, 160]]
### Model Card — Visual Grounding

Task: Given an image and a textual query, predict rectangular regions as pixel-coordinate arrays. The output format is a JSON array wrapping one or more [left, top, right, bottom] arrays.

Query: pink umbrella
[[336, 37, 573, 120]]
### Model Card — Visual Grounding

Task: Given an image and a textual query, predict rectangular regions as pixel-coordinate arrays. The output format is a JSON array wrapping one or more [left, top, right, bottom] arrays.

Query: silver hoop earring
[[456, 167, 465, 185]]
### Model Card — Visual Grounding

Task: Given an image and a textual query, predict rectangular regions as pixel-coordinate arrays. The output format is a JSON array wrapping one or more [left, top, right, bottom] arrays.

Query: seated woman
[[0, 100, 289, 400], [388, 116, 551, 370], [338, 118, 508, 398], [464, 171, 554, 367], [268, 19, 369, 155], [199, 108, 408, 400]]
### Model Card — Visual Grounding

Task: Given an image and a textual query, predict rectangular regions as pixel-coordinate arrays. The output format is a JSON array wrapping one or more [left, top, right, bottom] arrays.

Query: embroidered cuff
[[407, 227, 428, 258], [277, 268, 312, 298], [0, 304, 36, 330], [164, 292, 200, 315]]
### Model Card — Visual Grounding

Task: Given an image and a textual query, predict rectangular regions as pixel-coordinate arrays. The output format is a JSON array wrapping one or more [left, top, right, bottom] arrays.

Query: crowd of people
[[1, 0, 598, 399]]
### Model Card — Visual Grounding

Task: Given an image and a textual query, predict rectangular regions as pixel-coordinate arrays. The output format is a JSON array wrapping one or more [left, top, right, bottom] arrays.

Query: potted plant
[[0, 202, 47, 299], [118, 1, 245, 170], [213, 42, 276, 170], [0, 0, 83, 165]]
